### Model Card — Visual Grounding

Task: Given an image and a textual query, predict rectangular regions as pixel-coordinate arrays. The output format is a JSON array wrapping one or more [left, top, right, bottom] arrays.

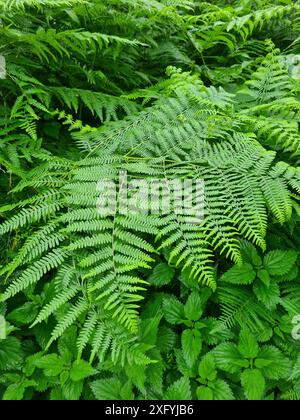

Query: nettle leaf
[[148, 263, 175, 286], [7, 302, 38, 324], [165, 376, 192, 400], [163, 296, 184, 325], [145, 359, 164, 394], [157, 326, 176, 353], [91, 378, 123, 400], [240, 241, 262, 266], [263, 250, 297, 276], [197, 386, 213, 400], [290, 355, 300, 380], [62, 379, 83, 400], [255, 346, 292, 379], [34, 354, 65, 377], [70, 359, 93, 382], [238, 330, 259, 359], [3, 380, 35, 400], [253, 281, 280, 310], [140, 316, 161, 346], [60, 370, 69, 386], [210, 379, 234, 400], [241, 369, 265, 400], [50, 387, 66, 401], [125, 363, 146, 391], [182, 329, 202, 367], [0, 337, 24, 370], [184, 291, 203, 321], [3, 383, 25, 401], [221, 263, 256, 285], [198, 354, 217, 381], [274, 264, 298, 282], [257, 269, 270, 287], [213, 342, 248, 373], [175, 349, 194, 378]]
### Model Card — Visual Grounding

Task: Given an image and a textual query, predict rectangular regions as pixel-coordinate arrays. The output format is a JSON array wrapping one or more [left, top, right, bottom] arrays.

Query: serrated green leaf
[[91, 378, 122, 400], [182, 328, 202, 367], [148, 263, 174, 286], [70, 359, 93, 382], [256, 346, 292, 379], [210, 379, 234, 400], [257, 269, 270, 286], [221, 263, 256, 285], [184, 291, 203, 321], [253, 280, 280, 310], [241, 369, 265, 400], [263, 250, 297, 276], [7, 302, 38, 325], [198, 354, 217, 381], [163, 296, 184, 325], [165, 376, 191, 400], [213, 342, 248, 373], [35, 354, 65, 377], [197, 386, 213, 400], [0, 337, 24, 371], [62, 378, 83, 400], [238, 330, 259, 359]]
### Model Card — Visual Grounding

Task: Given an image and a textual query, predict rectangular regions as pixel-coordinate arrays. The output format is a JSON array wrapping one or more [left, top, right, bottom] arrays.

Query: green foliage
[[1, 0, 300, 401]]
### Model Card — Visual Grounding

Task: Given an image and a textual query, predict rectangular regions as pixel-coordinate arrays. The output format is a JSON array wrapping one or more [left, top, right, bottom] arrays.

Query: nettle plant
[[1, 0, 300, 400]]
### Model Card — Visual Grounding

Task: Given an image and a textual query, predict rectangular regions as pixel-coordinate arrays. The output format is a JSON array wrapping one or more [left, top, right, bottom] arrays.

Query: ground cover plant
[[1, 0, 300, 401]]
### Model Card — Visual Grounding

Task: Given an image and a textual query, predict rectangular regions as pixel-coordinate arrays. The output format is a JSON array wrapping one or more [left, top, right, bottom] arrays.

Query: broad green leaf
[[210, 379, 234, 400], [290, 355, 300, 380], [0, 337, 23, 370], [238, 329, 259, 359], [60, 370, 70, 385], [165, 376, 191, 400], [125, 363, 146, 390], [274, 264, 298, 282], [241, 369, 265, 400], [148, 263, 174, 286], [240, 241, 262, 266], [7, 302, 38, 324], [182, 328, 202, 367], [256, 346, 292, 379], [213, 342, 248, 373], [257, 269, 270, 286], [253, 281, 280, 310], [70, 359, 93, 382], [175, 349, 194, 378], [198, 354, 217, 381], [120, 381, 135, 400], [3, 383, 26, 400], [263, 250, 297, 276], [197, 386, 213, 400], [157, 326, 176, 353], [35, 354, 65, 377], [50, 387, 66, 400], [140, 316, 161, 346], [3, 379, 36, 400], [184, 291, 203, 321], [58, 326, 78, 363], [163, 296, 184, 325], [91, 378, 122, 400], [146, 359, 164, 394], [62, 378, 83, 400], [221, 263, 256, 285]]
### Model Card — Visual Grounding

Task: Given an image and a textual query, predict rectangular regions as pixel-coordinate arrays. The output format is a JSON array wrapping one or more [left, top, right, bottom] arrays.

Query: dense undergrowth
[[1, 0, 300, 400]]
